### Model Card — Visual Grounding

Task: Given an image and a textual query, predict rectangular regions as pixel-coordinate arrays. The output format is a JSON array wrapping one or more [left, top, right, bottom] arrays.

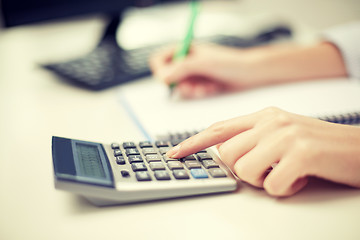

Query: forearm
[[249, 42, 348, 85]]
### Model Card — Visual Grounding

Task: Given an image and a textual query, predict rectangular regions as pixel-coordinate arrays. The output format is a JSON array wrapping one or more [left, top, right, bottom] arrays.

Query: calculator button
[[185, 161, 202, 169], [183, 155, 197, 161], [116, 156, 126, 165], [139, 141, 153, 148], [111, 143, 120, 149], [190, 169, 209, 179], [128, 155, 143, 163], [197, 153, 212, 161], [170, 139, 182, 146], [131, 163, 147, 171], [163, 155, 178, 162], [121, 170, 130, 177], [159, 147, 172, 155], [167, 161, 184, 170], [125, 148, 140, 155], [173, 170, 190, 179], [142, 148, 158, 155], [145, 154, 162, 162], [197, 150, 207, 153], [114, 149, 122, 157], [202, 160, 219, 169], [155, 141, 169, 147], [123, 142, 136, 148], [208, 168, 227, 178], [154, 171, 171, 180], [149, 162, 166, 171], [136, 171, 152, 181]]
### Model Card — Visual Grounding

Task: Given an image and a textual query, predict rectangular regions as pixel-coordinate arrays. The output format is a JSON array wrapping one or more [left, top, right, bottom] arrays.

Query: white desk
[[1, 1, 360, 239]]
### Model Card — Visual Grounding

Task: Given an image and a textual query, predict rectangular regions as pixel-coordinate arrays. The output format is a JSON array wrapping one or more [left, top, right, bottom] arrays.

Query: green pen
[[169, 0, 200, 95]]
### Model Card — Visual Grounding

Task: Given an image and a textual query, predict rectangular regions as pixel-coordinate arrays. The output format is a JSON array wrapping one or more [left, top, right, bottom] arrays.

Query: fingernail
[[166, 144, 181, 158]]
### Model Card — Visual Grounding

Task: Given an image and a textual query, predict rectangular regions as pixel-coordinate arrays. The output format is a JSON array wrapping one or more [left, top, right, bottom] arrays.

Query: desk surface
[[1, 1, 360, 239]]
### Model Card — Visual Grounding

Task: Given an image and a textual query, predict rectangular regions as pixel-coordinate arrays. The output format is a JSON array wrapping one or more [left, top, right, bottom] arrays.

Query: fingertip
[[166, 144, 181, 158]]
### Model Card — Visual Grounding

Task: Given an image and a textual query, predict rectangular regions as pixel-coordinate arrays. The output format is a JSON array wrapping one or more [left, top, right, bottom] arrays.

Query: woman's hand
[[166, 107, 360, 197], [149, 42, 347, 99], [150, 43, 257, 98]]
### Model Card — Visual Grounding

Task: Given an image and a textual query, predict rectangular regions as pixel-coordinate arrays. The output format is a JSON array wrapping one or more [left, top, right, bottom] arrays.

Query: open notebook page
[[118, 77, 360, 141]]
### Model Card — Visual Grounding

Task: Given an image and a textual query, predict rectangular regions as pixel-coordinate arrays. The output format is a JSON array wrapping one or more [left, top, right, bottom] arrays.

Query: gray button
[[150, 162, 166, 171], [202, 160, 219, 169], [136, 171, 151, 181], [173, 170, 190, 179], [131, 162, 147, 171], [145, 154, 162, 162], [208, 168, 227, 178], [167, 161, 184, 170], [154, 171, 171, 180], [185, 161, 202, 169]]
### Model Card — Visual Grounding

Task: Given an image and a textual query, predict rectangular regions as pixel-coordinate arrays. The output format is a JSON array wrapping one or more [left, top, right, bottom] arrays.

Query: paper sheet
[[118, 77, 360, 140]]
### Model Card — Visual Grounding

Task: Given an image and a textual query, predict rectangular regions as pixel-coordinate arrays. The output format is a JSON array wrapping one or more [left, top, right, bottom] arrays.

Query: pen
[[170, 0, 200, 95]]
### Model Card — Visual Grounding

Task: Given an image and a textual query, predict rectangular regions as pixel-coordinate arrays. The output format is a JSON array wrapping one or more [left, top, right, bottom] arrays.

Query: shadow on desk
[[64, 178, 358, 214]]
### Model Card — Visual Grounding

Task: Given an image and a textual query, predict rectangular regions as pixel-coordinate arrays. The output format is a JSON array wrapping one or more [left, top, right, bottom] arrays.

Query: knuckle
[[273, 112, 293, 127], [208, 121, 226, 139], [233, 160, 263, 188], [262, 106, 281, 116]]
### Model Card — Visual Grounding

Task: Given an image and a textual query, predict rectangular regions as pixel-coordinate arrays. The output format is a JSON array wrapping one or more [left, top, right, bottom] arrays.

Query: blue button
[[190, 169, 208, 179]]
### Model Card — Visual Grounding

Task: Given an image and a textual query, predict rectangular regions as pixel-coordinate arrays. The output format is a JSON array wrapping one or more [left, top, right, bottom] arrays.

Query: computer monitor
[[1, 0, 180, 27]]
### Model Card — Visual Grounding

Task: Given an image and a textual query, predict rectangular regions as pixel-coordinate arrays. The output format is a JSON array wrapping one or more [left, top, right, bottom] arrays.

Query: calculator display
[[75, 143, 106, 178], [72, 141, 113, 186]]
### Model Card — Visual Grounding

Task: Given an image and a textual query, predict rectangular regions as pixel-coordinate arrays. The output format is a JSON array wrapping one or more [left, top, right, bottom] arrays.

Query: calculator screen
[[75, 143, 106, 179], [69, 140, 113, 187]]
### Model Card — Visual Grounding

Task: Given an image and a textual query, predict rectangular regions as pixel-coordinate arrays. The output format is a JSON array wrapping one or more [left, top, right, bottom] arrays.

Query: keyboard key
[[136, 171, 151, 181], [208, 168, 227, 178], [155, 141, 169, 147], [131, 163, 147, 172], [183, 155, 197, 161], [116, 156, 126, 165], [190, 169, 209, 179], [139, 141, 153, 148], [173, 170, 190, 179], [197, 153, 212, 161], [125, 148, 140, 155], [111, 143, 120, 149], [128, 155, 143, 163], [123, 142, 136, 148], [154, 171, 171, 180], [114, 149, 122, 157], [121, 170, 130, 177], [170, 139, 182, 146], [185, 161, 202, 169], [159, 147, 172, 155], [142, 148, 158, 155], [202, 160, 219, 169], [145, 154, 162, 162], [197, 149, 207, 153], [167, 161, 184, 170], [163, 155, 178, 162], [149, 162, 166, 171]]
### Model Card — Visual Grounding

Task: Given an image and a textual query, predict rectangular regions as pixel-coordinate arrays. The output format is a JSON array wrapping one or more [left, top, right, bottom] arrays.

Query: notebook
[[118, 77, 360, 141]]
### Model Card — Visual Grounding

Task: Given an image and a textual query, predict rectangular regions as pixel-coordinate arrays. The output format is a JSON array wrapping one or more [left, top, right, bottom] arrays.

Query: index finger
[[166, 113, 258, 158]]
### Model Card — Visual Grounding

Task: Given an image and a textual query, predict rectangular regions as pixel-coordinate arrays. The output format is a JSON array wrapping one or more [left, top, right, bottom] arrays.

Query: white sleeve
[[322, 21, 360, 80]]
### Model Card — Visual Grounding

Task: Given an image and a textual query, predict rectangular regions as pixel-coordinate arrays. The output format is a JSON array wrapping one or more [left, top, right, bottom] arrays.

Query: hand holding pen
[[169, 0, 200, 95]]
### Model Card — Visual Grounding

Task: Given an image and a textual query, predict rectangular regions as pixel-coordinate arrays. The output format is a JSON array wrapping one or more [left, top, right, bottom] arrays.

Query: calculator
[[52, 136, 238, 206]]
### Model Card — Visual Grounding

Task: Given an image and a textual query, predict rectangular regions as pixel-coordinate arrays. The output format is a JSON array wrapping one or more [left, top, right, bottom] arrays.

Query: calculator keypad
[[110, 141, 228, 182]]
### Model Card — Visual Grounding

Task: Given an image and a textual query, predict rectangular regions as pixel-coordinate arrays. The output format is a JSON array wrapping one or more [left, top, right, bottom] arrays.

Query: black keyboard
[[44, 26, 291, 91]]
